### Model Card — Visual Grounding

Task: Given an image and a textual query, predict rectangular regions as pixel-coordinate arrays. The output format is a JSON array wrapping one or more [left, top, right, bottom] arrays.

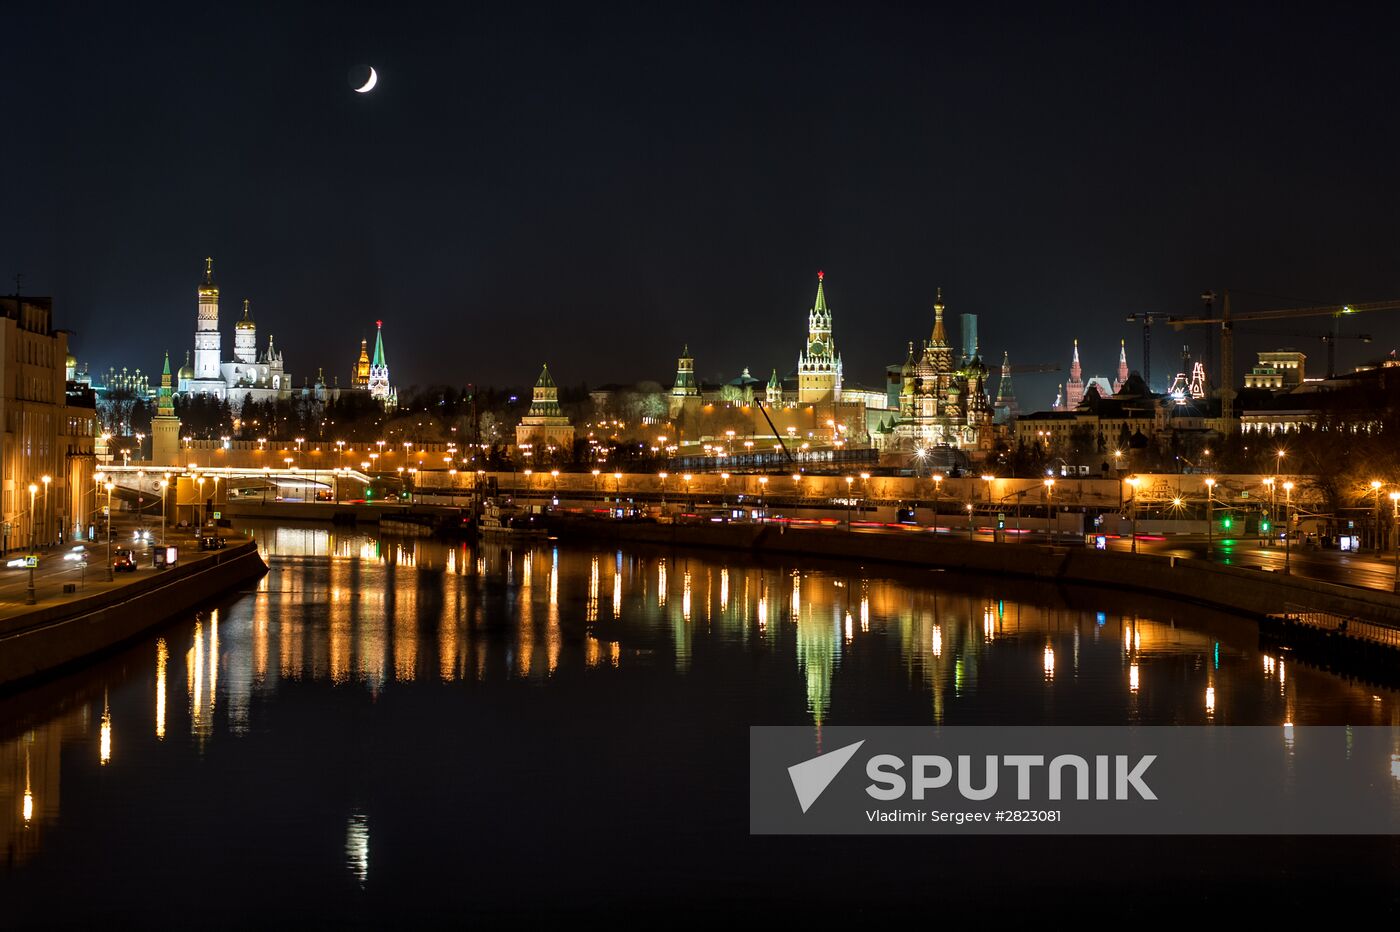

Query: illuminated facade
[[1244, 350, 1306, 390], [151, 352, 181, 466], [367, 320, 396, 408], [796, 271, 842, 403], [885, 290, 992, 453], [1, 296, 97, 550], [178, 259, 292, 406], [515, 364, 575, 454], [668, 344, 698, 418], [353, 339, 371, 389]]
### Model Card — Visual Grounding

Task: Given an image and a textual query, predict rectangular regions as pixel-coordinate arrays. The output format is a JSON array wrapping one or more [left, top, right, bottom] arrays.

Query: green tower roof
[[372, 320, 387, 367]]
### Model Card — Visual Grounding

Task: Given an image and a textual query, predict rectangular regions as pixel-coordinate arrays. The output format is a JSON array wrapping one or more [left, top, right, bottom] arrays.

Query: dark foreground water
[[2, 523, 1399, 924]]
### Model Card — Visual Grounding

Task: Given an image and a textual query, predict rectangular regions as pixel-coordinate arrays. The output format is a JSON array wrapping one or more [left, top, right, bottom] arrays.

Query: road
[[0, 518, 215, 619]]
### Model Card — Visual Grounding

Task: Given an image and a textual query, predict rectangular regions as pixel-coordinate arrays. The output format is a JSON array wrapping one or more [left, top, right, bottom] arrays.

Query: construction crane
[[1123, 313, 1164, 391], [752, 399, 794, 464], [1165, 291, 1400, 423]]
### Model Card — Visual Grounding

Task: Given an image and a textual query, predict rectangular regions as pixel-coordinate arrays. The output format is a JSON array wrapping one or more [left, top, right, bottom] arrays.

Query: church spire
[[813, 270, 827, 315], [202, 257, 214, 286], [931, 287, 948, 346]]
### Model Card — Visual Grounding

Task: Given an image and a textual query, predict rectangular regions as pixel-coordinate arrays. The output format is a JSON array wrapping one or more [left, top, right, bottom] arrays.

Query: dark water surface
[[3, 523, 1399, 923]]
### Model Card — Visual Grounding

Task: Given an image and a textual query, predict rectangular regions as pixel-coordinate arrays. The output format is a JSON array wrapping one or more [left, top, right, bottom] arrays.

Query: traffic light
[[1260, 519, 1270, 533], [1221, 515, 1232, 531]]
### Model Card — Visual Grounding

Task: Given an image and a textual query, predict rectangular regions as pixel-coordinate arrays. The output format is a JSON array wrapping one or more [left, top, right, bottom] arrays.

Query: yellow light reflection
[[22, 748, 33, 823], [99, 697, 112, 766], [156, 639, 167, 741]]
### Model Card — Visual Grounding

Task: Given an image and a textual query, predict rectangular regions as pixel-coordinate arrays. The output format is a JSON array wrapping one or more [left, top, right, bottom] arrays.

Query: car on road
[[198, 534, 226, 551], [112, 549, 137, 573]]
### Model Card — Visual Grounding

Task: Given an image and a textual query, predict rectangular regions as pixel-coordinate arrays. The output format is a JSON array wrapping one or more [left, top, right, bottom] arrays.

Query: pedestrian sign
[[213, 511, 222, 520], [24, 555, 38, 568]]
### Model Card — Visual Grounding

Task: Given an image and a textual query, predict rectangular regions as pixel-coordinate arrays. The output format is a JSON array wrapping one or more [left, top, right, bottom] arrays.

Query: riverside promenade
[[0, 532, 267, 689]]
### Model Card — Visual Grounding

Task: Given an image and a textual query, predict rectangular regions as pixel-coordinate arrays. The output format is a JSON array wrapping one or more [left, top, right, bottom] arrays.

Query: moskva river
[[3, 523, 1397, 922]]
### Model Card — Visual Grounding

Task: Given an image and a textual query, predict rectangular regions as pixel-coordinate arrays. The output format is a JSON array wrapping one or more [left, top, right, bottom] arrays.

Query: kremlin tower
[[1112, 339, 1130, 394], [668, 344, 698, 418], [367, 320, 397, 409], [796, 271, 843, 403], [1062, 339, 1085, 410]]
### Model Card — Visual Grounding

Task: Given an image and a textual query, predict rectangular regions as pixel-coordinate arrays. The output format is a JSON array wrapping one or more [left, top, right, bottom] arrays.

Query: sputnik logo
[[787, 740, 865, 813]]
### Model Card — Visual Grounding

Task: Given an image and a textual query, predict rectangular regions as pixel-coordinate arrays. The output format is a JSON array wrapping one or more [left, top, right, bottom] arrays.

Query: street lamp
[[658, 471, 669, 506], [1043, 477, 1055, 542], [1282, 480, 1294, 575], [1390, 490, 1400, 593], [981, 474, 994, 541], [1204, 478, 1216, 558], [758, 475, 768, 520], [196, 475, 206, 526], [104, 481, 115, 581], [158, 479, 169, 547], [40, 474, 51, 546], [1371, 479, 1384, 552], [966, 501, 974, 540], [1262, 477, 1275, 547], [1126, 475, 1140, 553], [844, 476, 854, 530], [932, 473, 944, 534], [26, 482, 38, 604]]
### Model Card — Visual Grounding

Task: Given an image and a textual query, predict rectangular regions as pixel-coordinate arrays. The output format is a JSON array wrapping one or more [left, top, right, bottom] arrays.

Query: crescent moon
[[354, 67, 378, 94]]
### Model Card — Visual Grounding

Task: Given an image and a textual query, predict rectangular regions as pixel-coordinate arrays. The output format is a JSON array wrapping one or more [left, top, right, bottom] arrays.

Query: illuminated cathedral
[[885, 289, 993, 453], [177, 258, 292, 405]]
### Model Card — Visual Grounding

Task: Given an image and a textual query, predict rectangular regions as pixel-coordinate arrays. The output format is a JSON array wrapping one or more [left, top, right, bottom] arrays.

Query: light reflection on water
[[1, 524, 1398, 904]]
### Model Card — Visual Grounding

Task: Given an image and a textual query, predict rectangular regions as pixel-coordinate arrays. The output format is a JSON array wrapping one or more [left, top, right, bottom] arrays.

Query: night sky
[[6, 2, 1400, 406]]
